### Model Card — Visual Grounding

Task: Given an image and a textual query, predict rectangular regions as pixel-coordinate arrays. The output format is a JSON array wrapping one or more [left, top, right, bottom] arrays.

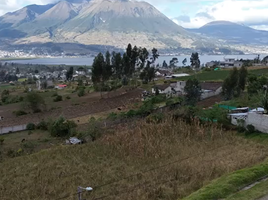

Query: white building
[[220, 58, 243, 68]]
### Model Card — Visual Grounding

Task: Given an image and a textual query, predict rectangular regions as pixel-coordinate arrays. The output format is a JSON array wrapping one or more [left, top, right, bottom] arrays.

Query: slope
[[189, 21, 268, 45], [17, 1, 78, 36], [0, 4, 54, 38], [0, 119, 267, 200]]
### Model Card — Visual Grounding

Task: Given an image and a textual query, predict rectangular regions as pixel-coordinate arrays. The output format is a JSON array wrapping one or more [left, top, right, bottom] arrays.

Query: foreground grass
[[226, 178, 268, 200], [182, 160, 268, 200], [1, 119, 268, 200]]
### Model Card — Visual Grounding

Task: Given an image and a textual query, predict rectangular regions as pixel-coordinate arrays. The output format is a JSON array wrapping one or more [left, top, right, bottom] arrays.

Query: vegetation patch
[[182, 161, 268, 200]]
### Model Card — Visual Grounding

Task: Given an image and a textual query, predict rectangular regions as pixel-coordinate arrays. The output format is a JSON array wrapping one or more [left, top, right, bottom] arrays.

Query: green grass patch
[[182, 160, 268, 200], [225, 178, 268, 200]]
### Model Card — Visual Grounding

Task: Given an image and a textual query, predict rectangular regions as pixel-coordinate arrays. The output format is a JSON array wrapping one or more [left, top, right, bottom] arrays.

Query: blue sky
[[1, 0, 268, 30]]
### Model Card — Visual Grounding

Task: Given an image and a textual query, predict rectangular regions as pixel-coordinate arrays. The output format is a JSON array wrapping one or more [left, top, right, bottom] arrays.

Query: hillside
[[0, 118, 267, 200], [188, 21, 268, 45]]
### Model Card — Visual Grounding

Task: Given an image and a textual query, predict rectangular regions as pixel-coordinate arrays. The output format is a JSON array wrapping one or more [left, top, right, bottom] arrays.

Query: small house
[[152, 84, 172, 94], [200, 82, 222, 100], [55, 84, 67, 89]]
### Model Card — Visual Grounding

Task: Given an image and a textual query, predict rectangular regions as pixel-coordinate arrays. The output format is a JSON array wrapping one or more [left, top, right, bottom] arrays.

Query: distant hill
[[188, 21, 268, 45]]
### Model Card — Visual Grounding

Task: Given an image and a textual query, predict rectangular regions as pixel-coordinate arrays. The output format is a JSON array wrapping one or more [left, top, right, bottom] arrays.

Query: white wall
[[201, 87, 222, 100], [247, 113, 268, 133], [0, 124, 27, 135]]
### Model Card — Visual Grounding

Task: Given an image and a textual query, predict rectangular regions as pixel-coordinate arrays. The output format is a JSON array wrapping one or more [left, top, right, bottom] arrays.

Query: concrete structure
[[230, 109, 268, 133], [220, 58, 243, 68], [200, 82, 223, 100], [0, 124, 27, 135], [152, 84, 172, 94]]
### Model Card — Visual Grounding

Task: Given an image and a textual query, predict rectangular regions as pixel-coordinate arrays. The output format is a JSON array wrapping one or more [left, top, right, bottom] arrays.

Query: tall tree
[[92, 53, 106, 84], [182, 58, 187, 66], [190, 53, 200, 70], [162, 60, 168, 68], [138, 47, 149, 70], [238, 65, 248, 91], [222, 67, 240, 100], [66, 67, 74, 81], [105, 51, 111, 67], [170, 57, 178, 68], [112, 52, 123, 79], [151, 48, 159, 63], [184, 78, 202, 106]]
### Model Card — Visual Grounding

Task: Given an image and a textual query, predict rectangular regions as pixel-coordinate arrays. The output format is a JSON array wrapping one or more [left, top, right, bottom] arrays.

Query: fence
[[0, 124, 27, 135]]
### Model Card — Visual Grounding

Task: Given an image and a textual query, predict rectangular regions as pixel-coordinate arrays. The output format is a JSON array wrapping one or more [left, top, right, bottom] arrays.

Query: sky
[[1, 0, 268, 30]]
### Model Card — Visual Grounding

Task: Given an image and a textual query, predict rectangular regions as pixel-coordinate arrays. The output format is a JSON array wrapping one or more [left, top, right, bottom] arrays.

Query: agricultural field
[[1, 118, 268, 200], [176, 67, 268, 82]]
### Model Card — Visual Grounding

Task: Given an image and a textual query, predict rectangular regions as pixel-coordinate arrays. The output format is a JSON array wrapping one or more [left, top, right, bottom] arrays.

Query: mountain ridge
[[188, 20, 268, 45]]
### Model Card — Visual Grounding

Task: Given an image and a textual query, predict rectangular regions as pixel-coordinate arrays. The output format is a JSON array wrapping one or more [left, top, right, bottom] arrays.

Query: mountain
[[0, 1, 243, 54], [0, 0, 200, 51], [188, 21, 268, 45]]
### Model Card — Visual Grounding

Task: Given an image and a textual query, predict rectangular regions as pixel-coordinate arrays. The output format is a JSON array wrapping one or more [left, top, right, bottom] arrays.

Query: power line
[[56, 140, 236, 200], [93, 141, 236, 189]]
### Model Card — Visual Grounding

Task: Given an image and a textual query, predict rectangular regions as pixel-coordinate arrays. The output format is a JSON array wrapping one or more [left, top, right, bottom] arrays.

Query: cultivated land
[[1, 119, 268, 200], [1, 65, 268, 200]]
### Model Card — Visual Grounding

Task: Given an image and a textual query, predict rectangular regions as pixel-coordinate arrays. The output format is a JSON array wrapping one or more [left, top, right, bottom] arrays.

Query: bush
[[49, 116, 77, 137], [26, 123, 36, 130], [66, 96, 71, 100], [51, 92, 58, 97], [246, 125, 255, 134], [78, 88, 85, 97], [53, 95, 63, 102], [146, 113, 164, 124], [13, 110, 27, 117], [36, 120, 48, 130], [107, 112, 117, 120], [0, 137, 4, 145]]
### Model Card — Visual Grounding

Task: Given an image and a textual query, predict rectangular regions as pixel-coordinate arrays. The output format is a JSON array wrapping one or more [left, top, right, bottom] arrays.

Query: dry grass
[[0, 118, 268, 200]]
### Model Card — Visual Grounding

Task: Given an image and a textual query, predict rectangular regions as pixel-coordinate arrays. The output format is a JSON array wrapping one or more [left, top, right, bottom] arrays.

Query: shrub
[[66, 96, 71, 100], [53, 95, 63, 102], [78, 88, 85, 97], [26, 123, 36, 130], [0, 137, 4, 145], [13, 110, 27, 117], [246, 125, 256, 134], [7, 149, 15, 158], [51, 92, 58, 97], [146, 113, 164, 124], [36, 120, 48, 130], [107, 112, 117, 120], [49, 116, 77, 137]]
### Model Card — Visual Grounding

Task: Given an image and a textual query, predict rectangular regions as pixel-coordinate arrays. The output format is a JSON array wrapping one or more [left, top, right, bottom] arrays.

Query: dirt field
[[0, 87, 143, 127]]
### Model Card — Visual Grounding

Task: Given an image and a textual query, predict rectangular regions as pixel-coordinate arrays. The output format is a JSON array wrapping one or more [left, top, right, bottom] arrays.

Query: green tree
[[24, 91, 46, 113], [1, 89, 9, 103], [105, 51, 111, 65], [190, 52, 200, 70], [49, 116, 77, 138], [138, 47, 149, 70], [112, 52, 123, 79], [262, 91, 268, 113], [151, 48, 159, 63], [184, 78, 202, 106], [182, 58, 187, 66], [222, 67, 240, 100], [66, 66, 74, 81], [238, 65, 248, 91], [162, 60, 168, 68], [170, 57, 178, 68]]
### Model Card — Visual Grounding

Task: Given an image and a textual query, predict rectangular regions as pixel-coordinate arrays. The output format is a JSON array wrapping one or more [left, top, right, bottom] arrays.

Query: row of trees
[[161, 53, 200, 69], [91, 44, 159, 88]]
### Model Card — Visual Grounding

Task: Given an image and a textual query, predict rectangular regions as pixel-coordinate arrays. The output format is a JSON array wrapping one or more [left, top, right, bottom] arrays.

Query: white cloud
[[174, 0, 268, 29]]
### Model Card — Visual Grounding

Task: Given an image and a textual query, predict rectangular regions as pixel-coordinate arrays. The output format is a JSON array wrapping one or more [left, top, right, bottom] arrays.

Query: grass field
[[176, 67, 268, 82], [1, 118, 268, 200]]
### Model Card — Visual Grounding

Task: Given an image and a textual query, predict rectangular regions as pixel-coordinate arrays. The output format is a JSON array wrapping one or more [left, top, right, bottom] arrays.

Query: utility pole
[[78, 187, 82, 200]]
